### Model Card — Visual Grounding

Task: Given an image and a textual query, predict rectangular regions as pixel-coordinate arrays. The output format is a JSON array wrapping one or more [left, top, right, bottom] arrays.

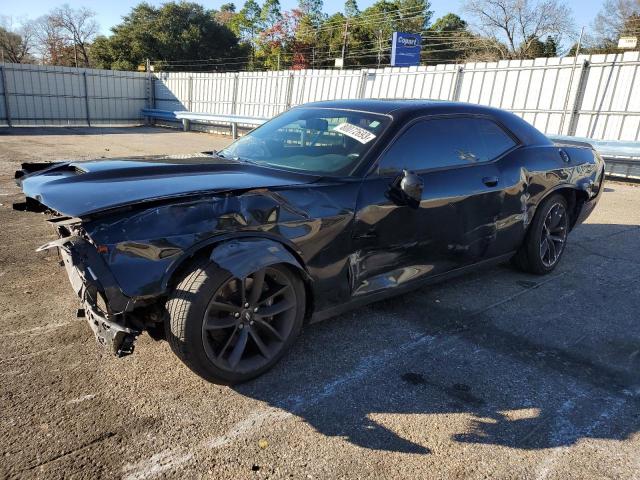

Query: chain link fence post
[[83, 72, 91, 127], [567, 60, 591, 137], [450, 66, 464, 101], [358, 70, 369, 98], [231, 73, 239, 138], [285, 71, 294, 110], [1, 65, 12, 127]]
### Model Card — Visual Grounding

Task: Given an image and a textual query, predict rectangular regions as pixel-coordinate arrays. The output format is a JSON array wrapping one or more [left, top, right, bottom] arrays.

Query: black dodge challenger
[[14, 100, 605, 384]]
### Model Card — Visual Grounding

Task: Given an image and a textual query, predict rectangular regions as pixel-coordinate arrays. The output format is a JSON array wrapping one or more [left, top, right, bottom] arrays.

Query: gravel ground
[[0, 126, 639, 480]]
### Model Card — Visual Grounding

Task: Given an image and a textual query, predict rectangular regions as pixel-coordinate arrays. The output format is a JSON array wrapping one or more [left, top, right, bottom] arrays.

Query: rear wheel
[[512, 194, 569, 275], [166, 260, 305, 384]]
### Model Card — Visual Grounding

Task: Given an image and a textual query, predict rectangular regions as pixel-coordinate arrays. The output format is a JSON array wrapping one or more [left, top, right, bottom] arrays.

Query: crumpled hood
[[18, 155, 316, 217]]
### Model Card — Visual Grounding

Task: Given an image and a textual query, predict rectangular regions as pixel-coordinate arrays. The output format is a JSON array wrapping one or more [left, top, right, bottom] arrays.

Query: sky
[[3, 0, 605, 37]]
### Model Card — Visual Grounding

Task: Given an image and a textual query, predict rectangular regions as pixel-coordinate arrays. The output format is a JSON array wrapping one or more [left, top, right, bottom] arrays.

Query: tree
[[230, 0, 261, 69], [0, 18, 35, 63], [591, 0, 640, 52], [295, 0, 324, 65], [395, 0, 433, 31], [89, 35, 115, 69], [260, 0, 284, 30], [316, 13, 350, 66], [344, 0, 432, 67], [34, 15, 71, 65], [429, 13, 467, 32], [423, 13, 471, 63], [90, 2, 247, 71], [543, 35, 557, 57], [344, 0, 360, 18], [298, 0, 325, 27], [216, 3, 237, 27], [233, 0, 261, 41], [257, 0, 285, 67], [48, 5, 99, 67], [520, 35, 545, 58], [463, 0, 575, 59]]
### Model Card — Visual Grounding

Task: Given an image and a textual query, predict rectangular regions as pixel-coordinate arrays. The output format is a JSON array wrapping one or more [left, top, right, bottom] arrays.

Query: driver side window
[[378, 117, 516, 175]]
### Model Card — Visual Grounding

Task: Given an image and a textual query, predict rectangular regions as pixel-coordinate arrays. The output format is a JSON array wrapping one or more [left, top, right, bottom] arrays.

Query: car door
[[350, 115, 519, 297]]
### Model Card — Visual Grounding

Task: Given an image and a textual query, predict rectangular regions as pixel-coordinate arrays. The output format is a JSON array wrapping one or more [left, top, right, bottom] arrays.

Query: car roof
[[299, 99, 552, 147], [300, 99, 495, 116]]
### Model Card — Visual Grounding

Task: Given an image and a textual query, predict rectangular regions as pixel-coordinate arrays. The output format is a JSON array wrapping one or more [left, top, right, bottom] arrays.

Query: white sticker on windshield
[[333, 122, 377, 144]]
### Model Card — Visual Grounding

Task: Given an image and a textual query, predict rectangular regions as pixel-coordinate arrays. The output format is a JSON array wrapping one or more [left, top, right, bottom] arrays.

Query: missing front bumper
[[40, 235, 140, 357], [83, 302, 138, 357]]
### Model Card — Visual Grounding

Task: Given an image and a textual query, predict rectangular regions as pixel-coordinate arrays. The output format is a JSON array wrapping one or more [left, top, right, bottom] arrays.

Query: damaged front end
[[15, 162, 138, 355], [13, 157, 323, 359], [37, 223, 141, 357]]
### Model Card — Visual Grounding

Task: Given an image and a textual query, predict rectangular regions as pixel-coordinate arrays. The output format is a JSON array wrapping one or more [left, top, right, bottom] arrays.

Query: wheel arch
[[161, 233, 315, 319], [532, 184, 589, 230]]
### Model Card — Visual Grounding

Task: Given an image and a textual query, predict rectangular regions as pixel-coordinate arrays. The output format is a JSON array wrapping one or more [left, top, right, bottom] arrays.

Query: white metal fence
[[2, 51, 640, 141], [0, 63, 149, 126]]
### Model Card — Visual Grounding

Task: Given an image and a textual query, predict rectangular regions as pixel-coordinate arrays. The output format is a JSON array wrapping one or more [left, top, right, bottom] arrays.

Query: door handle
[[482, 176, 499, 187]]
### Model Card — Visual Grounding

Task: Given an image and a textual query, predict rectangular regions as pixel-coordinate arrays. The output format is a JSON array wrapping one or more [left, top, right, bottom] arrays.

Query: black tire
[[165, 259, 305, 384], [512, 193, 570, 275]]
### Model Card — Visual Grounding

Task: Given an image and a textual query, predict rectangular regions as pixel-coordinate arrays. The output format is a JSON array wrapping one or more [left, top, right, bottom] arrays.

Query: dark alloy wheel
[[166, 261, 305, 384], [512, 193, 571, 275], [202, 267, 298, 374], [539, 202, 568, 268]]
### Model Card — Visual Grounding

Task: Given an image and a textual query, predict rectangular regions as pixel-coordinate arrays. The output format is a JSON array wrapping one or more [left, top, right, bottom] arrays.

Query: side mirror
[[388, 169, 423, 208]]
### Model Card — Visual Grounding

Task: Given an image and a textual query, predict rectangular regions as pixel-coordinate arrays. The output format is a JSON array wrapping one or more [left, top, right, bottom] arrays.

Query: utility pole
[[341, 19, 349, 69]]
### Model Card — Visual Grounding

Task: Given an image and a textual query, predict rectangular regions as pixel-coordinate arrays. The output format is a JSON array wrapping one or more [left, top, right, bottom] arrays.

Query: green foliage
[[521, 35, 545, 58], [298, 0, 325, 27], [260, 0, 283, 29], [430, 13, 466, 32], [422, 13, 469, 63], [86, 0, 532, 72], [518, 34, 557, 59], [344, 0, 360, 18], [233, 0, 261, 41], [543, 36, 557, 57], [90, 2, 246, 70], [0, 26, 33, 63]]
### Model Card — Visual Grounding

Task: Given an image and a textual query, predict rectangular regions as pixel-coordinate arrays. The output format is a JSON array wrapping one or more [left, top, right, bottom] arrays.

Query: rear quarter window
[[378, 116, 517, 174]]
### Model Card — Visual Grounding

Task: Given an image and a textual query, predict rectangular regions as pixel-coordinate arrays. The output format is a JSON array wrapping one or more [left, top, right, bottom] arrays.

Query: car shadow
[[233, 222, 640, 454]]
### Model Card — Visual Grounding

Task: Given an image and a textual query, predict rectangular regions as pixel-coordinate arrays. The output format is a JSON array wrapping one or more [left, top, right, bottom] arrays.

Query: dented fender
[[209, 237, 308, 280]]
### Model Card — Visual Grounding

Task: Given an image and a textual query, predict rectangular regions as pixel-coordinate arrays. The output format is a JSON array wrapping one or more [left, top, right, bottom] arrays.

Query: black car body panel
[[14, 100, 605, 356]]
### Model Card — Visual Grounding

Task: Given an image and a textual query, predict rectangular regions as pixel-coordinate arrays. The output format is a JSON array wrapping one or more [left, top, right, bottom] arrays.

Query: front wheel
[[512, 194, 570, 275], [165, 260, 305, 384]]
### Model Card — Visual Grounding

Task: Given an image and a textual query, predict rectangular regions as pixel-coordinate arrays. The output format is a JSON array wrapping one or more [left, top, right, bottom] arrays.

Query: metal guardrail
[[602, 156, 640, 180], [142, 108, 266, 138], [551, 135, 640, 180], [175, 111, 266, 138]]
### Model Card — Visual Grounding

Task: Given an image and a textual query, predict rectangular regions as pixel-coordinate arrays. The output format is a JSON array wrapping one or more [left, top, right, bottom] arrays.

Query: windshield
[[217, 108, 390, 176]]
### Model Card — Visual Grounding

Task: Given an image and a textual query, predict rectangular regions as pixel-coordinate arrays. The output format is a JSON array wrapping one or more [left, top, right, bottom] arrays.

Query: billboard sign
[[618, 36, 638, 49], [391, 32, 421, 67]]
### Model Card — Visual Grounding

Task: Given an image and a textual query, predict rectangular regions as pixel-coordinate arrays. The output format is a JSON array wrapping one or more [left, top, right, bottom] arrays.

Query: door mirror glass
[[388, 169, 423, 208]]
